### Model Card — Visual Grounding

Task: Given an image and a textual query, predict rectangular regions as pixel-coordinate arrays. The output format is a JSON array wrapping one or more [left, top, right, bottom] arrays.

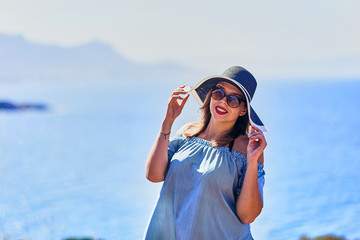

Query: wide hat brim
[[189, 75, 267, 132]]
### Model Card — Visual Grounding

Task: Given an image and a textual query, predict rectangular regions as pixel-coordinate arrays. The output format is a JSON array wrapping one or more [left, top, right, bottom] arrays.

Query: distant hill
[[0, 34, 194, 83]]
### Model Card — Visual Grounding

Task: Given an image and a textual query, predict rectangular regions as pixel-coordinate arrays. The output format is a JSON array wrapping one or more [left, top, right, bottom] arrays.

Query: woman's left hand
[[247, 126, 267, 162]]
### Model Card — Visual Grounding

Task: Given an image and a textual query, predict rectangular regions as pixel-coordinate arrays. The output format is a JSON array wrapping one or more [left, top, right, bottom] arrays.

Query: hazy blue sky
[[0, 0, 359, 79]]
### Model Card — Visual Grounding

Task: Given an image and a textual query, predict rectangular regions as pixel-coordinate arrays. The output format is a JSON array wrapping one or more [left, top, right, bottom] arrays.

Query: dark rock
[[0, 101, 48, 111]]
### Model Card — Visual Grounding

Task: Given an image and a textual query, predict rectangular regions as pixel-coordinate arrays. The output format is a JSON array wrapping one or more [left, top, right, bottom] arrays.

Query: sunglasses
[[211, 86, 246, 108]]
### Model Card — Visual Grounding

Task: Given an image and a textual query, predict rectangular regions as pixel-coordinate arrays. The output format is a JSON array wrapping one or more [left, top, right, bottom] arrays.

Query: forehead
[[216, 81, 243, 95]]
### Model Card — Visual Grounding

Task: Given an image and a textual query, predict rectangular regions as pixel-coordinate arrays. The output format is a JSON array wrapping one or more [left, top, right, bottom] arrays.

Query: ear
[[239, 107, 247, 117]]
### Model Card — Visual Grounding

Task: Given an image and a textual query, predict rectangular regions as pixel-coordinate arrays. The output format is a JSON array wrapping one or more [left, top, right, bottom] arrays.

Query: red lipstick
[[215, 106, 228, 115]]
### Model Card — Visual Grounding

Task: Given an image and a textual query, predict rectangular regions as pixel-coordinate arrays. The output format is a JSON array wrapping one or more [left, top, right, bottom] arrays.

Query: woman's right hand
[[146, 85, 189, 182], [165, 85, 190, 123]]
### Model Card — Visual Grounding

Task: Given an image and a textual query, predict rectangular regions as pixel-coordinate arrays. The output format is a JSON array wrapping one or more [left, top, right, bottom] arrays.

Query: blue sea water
[[0, 80, 359, 240]]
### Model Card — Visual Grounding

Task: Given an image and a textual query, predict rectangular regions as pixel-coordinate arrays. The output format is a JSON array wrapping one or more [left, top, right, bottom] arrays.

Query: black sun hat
[[189, 66, 267, 132]]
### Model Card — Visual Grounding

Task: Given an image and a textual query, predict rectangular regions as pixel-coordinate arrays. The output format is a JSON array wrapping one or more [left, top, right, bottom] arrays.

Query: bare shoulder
[[232, 135, 264, 163], [232, 134, 249, 156]]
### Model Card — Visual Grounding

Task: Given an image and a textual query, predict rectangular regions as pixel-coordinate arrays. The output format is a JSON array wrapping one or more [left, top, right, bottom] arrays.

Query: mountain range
[[0, 34, 194, 83]]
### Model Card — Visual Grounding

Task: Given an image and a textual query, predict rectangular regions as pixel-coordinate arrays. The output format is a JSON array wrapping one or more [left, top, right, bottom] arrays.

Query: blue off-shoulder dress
[[143, 134, 265, 240]]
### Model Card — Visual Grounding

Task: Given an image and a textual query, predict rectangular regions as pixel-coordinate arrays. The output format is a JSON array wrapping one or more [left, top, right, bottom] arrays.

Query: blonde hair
[[182, 89, 250, 147]]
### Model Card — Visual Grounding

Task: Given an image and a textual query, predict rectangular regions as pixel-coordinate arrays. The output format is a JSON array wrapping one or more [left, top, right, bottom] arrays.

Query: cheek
[[231, 106, 245, 117], [209, 99, 216, 112], [232, 109, 242, 117]]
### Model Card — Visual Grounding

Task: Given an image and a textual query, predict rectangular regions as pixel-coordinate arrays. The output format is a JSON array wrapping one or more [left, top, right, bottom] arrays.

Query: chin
[[211, 114, 237, 124]]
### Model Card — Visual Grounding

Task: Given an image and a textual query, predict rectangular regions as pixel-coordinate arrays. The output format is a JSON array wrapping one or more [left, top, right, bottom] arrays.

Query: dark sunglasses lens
[[227, 95, 240, 108], [212, 89, 224, 100]]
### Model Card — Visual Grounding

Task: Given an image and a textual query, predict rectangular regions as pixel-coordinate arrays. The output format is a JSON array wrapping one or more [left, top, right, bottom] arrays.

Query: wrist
[[162, 117, 174, 133], [164, 115, 175, 123], [246, 159, 258, 169]]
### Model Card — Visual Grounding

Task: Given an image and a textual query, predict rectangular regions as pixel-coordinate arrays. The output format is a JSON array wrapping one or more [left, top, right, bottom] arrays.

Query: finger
[[249, 135, 265, 143], [251, 138, 267, 149], [174, 85, 186, 91], [174, 89, 186, 93], [249, 135, 265, 141], [248, 132, 264, 138], [180, 94, 190, 108], [250, 125, 263, 133], [169, 94, 183, 103], [169, 95, 184, 104], [249, 133, 265, 140], [172, 90, 188, 96], [171, 95, 184, 99], [249, 138, 261, 146], [248, 125, 256, 135]]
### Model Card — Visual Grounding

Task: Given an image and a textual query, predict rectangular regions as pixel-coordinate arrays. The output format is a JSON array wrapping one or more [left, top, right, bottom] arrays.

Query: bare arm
[[236, 126, 267, 223], [145, 118, 174, 182], [145, 86, 189, 182]]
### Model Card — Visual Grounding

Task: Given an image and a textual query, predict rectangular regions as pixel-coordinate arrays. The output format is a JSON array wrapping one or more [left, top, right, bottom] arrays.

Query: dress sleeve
[[236, 160, 266, 203], [257, 162, 266, 203], [167, 133, 185, 161]]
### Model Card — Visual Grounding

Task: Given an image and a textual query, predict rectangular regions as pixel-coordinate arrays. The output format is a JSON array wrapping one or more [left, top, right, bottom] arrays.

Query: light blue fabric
[[144, 134, 265, 240]]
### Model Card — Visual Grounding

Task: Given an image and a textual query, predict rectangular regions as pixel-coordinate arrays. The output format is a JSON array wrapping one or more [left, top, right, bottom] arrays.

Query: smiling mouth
[[215, 106, 228, 115]]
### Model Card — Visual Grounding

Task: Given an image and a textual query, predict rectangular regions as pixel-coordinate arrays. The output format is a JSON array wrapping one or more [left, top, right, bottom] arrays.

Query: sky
[[0, 0, 359, 80]]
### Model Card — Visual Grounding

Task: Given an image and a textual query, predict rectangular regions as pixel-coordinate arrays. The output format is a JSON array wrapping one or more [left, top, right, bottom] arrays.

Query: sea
[[0, 79, 359, 240]]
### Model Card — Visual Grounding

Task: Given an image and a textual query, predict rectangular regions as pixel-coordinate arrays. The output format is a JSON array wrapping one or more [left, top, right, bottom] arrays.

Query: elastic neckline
[[188, 136, 247, 159]]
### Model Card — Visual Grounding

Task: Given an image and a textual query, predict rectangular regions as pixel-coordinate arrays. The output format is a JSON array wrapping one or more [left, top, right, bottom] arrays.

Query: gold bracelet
[[160, 130, 171, 139]]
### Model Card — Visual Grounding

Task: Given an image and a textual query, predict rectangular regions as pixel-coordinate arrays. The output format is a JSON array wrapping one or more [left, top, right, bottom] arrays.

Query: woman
[[144, 66, 267, 240]]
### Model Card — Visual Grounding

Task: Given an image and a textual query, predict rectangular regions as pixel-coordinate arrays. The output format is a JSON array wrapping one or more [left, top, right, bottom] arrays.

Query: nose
[[219, 96, 228, 106]]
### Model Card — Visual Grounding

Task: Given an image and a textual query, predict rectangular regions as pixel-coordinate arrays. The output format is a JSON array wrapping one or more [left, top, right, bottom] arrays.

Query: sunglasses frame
[[211, 86, 246, 108]]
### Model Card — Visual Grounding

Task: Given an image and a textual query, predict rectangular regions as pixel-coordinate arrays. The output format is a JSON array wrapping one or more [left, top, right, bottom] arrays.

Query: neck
[[200, 118, 234, 141]]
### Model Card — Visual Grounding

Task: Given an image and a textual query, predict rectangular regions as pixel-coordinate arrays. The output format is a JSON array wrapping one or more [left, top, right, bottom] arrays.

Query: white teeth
[[216, 107, 227, 113]]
